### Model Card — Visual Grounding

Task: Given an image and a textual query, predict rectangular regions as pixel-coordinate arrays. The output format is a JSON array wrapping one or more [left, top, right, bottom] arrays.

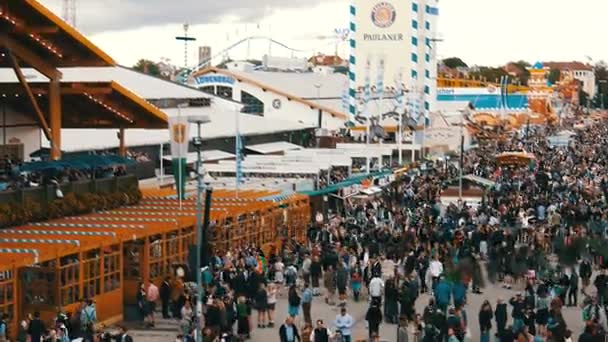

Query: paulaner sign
[[363, 33, 404, 41]]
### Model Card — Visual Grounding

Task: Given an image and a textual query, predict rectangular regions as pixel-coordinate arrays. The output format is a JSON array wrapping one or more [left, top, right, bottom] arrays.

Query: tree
[[469, 67, 508, 84], [579, 88, 589, 108], [511, 60, 531, 85], [442, 57, 468, 69], [547, 68, 561, 85], [133, 59, 161, 77], [594, 61, 608, 109]]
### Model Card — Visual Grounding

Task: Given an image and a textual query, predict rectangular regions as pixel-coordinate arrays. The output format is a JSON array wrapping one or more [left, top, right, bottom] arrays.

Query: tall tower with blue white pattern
[[348, 0, 439, 122]]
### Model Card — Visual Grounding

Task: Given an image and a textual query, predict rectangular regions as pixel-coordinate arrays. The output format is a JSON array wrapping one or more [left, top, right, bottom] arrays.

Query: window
[[411, 53, 418, 63], [165, 231, 183, 274], [149, 235, 164, 279], [411, 37, 418, 46], [412, 20, 418, 29], [0, 271, 14, 320], [425, 70, 430, 78], [411, 70, 418, 79], [103, 245, 121, 293], [425, 101, 430, 110], [425, 54, 430, 63], [349, 55, 356, 64], [60, 255, 80, 305], [241, 91, 264, 115], [124, 241, 143, 279], [425, 21, 430, 30], [200, 85, 214, 94], [217, 86, 233, 99], [83, 250, 102, 299], [412, 3, 418, 12], [424, 85, 430, 94]]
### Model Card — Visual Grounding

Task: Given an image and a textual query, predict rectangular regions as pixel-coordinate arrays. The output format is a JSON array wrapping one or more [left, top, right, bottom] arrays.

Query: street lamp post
[[599, 80, 607, 110], [188, 114, 210, 342]]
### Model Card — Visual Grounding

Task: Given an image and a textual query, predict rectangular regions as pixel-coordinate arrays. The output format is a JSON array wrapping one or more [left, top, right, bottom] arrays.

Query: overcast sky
[[40, 0, 607, 67]]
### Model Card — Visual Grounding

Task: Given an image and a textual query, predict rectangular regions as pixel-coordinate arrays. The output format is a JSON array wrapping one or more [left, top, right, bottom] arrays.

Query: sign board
[[194, 75, 235, 85], [352, 0, 413, 88]]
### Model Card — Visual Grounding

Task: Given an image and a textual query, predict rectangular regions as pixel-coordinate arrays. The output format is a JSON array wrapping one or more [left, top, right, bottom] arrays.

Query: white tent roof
[[43, 107, 313, 152], [163, 150, 235, 163], [205, 163, 320, 175], [246, 141, 302, 154], [0, 66, 208, 100]]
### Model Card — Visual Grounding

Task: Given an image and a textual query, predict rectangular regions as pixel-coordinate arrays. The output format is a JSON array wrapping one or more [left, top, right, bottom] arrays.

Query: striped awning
[[258, 192, 294, 202], [32, 222, 145, 229], [0, 238, 80, 246], [65, 216, 178, 223], [0, 248, 39, 263], [0, 229, 116, 237]]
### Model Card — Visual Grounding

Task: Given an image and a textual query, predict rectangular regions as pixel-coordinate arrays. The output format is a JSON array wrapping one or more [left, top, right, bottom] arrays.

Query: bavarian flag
[[169, 115, 190, 200]]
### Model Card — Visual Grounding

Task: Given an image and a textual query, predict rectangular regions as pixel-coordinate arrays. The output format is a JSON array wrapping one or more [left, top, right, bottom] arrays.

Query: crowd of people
[[128, 114, 608, 342], [15, 113, 606, 342]]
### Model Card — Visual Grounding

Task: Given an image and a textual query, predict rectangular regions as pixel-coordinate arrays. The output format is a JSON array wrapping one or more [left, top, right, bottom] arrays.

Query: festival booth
[[496, 151, 536, 167], [440, 174, 496, 207], [0, 189, 310, 336]]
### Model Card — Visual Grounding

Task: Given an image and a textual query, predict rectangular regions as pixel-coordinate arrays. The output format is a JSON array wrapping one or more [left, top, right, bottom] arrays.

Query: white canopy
[[245, 141, 302, 154], [163, 150, 235, 163]]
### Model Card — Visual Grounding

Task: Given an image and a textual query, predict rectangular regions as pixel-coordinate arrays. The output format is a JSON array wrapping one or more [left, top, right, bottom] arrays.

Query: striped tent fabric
[[65, 216, 177, 223], [0, 248, 39, 262], [32, 222, 144, 229], [0, 229, 116, 237], [0, 238, 80, 246]]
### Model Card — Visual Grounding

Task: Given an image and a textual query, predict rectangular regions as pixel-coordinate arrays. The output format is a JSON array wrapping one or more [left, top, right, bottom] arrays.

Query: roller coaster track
[[189, 35, 334, 76]]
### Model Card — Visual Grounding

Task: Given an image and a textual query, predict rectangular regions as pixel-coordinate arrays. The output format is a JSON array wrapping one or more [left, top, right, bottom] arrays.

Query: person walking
[[279, 317, 301, 342], [267, 283, 278, 327], [302, 282, 313, 325], [146, 280, 159, 327], [334, 307, 354, 342], [288, 285, 301, 319], [324, 265, 337, 305], [27, 312, 45, 342], [255, 283, 268, 328], [567, 269, 579, 307], [495, 298, 508, 336], [369, 274, 384, 306], [479, 300, 493, 342], [160, 276, 172, 319], [365, 304, 383, 341], [310, 319, 331, 342]]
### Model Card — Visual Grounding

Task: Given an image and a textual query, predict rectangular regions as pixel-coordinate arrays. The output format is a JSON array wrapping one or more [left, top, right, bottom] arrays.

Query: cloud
[[40, 0, 330, 33]]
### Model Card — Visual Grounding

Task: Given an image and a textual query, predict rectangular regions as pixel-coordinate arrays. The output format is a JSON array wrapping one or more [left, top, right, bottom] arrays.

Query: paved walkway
[[124, 282, 588, 341]]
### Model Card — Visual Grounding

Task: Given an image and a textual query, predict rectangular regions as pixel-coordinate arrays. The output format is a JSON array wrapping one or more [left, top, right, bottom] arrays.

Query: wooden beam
[[22, 26, 60, 34], [6, 51, 51, 140], [0, 34, 62, 80], [118, 128, 126, 157], [49, 79, 61, 160]]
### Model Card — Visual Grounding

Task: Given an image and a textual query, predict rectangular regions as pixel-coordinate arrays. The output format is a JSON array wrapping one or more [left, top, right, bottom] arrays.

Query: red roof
[[544, 61, 593, 71]]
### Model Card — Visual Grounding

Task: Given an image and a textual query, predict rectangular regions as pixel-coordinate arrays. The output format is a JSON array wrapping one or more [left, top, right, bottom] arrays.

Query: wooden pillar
[[49, 79, 61, 160], [100, 247, 105, 294], [143, 238, 150, 286], [118, 128, 126, 157], [78, 251, 84, 302], [12, 265, 19, 341], [55, 256, 61, 311]]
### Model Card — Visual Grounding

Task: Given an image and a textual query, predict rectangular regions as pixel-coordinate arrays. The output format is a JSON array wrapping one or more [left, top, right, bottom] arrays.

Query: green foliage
[[548, 68, 561, 85], [133, 59, 161, 77], [579, 89, 590, 107], [0, 188, 142, 228], [510, 60, 531, 85], [442, 57, 468, 69], [469, 67, 508, 84]]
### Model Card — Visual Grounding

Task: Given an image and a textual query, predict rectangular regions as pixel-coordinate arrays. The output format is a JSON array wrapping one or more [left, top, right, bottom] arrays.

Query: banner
[[169, 115, 190, 200]]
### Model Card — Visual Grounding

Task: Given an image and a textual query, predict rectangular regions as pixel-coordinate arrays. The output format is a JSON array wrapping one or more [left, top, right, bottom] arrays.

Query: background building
[[544, 61, 596, 98]]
